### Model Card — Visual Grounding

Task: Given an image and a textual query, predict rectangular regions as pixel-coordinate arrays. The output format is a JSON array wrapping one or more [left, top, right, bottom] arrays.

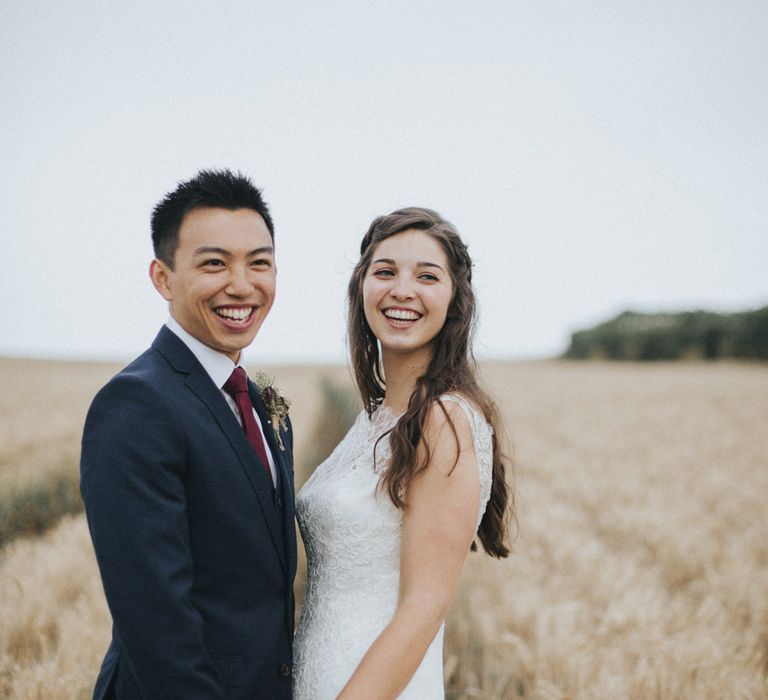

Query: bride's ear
[[149, 259, 174, 301]]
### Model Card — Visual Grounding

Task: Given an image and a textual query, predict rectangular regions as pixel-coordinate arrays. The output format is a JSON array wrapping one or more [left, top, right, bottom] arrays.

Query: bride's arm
[[336, 401, 481, 700]]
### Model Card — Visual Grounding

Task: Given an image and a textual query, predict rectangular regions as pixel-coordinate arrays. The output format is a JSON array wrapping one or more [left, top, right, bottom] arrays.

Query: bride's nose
[[388, 275, 415, 300]]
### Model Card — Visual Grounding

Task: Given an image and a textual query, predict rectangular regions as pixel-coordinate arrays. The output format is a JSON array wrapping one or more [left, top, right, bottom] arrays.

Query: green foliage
[[0, 462, 83, 548], [299, 377, 359, 485], [565, 307, 768, 361]]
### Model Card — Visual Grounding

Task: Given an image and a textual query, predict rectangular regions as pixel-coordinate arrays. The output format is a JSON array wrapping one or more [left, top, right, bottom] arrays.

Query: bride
[[293, 207, 513, 699]]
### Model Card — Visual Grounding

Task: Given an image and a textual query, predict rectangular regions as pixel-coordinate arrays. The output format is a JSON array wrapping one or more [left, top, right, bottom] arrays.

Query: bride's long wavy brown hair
[[347, 207, 514, 558]]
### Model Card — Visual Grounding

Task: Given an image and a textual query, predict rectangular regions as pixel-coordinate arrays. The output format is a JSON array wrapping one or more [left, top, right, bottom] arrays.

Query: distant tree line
[[565, 307, 768, 361]]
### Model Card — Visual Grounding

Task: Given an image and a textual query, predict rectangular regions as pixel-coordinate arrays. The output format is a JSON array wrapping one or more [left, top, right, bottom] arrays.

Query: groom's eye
[[201, 259, 225, 268]]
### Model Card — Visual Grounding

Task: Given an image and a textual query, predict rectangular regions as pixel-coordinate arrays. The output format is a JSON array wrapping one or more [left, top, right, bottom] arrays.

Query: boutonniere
[[252, 371, 290, 451]]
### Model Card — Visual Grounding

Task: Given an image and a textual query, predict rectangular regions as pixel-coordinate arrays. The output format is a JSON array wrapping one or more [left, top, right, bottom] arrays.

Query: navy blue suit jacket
[[81, 327, 297, 699]]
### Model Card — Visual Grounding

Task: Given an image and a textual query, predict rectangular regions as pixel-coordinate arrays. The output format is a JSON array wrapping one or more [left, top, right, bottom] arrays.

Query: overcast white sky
[[2, 1, 766, 365]]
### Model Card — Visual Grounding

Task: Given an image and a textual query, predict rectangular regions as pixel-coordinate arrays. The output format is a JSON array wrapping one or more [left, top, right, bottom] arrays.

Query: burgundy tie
[[223, 367, 273, 484]]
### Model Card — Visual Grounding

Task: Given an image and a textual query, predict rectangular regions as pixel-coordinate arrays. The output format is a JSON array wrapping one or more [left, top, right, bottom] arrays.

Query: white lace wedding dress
[[293, 394, 493, 699]]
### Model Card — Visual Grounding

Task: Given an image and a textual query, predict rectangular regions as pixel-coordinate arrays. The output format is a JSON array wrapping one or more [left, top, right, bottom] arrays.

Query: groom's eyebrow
[[193, 246, 274, 257]]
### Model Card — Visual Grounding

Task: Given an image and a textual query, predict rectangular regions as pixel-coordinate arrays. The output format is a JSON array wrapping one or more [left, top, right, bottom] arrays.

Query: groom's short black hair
[[151, 169, 274, 269]]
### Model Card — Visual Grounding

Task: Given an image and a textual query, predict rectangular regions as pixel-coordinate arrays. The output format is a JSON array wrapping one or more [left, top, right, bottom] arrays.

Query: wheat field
[[1, 358, 767, 699]]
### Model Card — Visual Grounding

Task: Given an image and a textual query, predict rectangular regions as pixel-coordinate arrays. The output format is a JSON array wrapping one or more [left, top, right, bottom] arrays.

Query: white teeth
[[384, 309, 420, 321], [216, 307, 252, 322]]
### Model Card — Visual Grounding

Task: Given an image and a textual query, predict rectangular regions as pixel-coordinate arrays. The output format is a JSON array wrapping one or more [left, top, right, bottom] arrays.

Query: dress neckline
[[369, 403, 401, 429]]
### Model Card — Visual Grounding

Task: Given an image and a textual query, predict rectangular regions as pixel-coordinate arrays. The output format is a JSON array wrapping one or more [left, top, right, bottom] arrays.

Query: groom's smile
[[150, 206, 276, 362], [215, 305, 255, 324]]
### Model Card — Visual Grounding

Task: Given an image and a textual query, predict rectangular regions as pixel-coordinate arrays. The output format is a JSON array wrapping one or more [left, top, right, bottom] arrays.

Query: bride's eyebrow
[[371, 257, 445, 272]]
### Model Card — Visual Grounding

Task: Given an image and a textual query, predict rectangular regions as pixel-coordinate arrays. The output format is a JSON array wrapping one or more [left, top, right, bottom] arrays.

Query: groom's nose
[[225, 264, 253, 296]]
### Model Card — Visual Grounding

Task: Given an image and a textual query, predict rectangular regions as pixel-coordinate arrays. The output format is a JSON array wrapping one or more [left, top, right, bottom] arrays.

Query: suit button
[[279, 663, 291, 677], [276, 496, 283, 508]]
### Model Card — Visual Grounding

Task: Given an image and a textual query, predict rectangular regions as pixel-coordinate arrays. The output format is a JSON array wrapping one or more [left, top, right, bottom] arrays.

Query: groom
[[81, 169, 296, 699]]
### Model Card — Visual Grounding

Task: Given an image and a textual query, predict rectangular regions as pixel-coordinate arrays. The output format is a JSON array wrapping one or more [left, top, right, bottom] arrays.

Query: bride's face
[[362, 229, 453, 359]]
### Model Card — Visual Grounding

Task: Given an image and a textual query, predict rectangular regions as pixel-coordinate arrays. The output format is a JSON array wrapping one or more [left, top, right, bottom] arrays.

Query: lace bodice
[[293, 395, 493, 699]]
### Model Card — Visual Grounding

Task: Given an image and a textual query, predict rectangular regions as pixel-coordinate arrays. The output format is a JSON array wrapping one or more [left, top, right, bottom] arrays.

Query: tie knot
[[223, 367, 249, 398]]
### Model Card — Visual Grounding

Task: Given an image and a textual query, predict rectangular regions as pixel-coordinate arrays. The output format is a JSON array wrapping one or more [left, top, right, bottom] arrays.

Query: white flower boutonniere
[[252, 371, 290, 451]]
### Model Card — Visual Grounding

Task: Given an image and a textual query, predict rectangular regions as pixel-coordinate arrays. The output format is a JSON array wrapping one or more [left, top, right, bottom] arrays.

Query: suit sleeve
[[80, 374, 226, 700]]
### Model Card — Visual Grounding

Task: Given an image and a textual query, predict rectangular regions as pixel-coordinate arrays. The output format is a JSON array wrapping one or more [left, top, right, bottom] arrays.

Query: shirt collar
[[165, 316, 240, 390]]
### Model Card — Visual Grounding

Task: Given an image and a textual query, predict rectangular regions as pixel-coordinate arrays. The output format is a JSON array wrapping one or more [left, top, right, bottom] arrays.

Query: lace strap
[[438, 394, 494, 529], [438, 393, 490, 437]]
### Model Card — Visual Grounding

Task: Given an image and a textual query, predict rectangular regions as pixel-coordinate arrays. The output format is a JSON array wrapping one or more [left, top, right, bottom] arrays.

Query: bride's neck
[[380, 347, 432, 414]]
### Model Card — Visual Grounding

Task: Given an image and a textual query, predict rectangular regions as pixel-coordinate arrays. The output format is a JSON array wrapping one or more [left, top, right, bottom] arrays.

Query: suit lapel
[[250, 383, 297, 578], [152, 328, 287, 573], [188, 371, 288, 573]]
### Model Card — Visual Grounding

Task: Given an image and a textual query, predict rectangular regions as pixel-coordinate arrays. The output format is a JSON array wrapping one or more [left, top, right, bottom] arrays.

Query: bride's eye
[[372, 268, 395, 277]]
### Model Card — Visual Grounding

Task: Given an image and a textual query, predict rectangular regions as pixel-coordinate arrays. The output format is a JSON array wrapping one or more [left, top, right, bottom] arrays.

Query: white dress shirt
[[165, 317, 277, 487]]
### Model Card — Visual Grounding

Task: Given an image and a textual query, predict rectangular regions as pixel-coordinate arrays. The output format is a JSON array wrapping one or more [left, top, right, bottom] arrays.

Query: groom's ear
[[149, 259, 174, 301]]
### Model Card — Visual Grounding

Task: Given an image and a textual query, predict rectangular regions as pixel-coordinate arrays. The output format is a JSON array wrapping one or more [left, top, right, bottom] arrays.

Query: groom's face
[[150, 206, 276, 362]]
